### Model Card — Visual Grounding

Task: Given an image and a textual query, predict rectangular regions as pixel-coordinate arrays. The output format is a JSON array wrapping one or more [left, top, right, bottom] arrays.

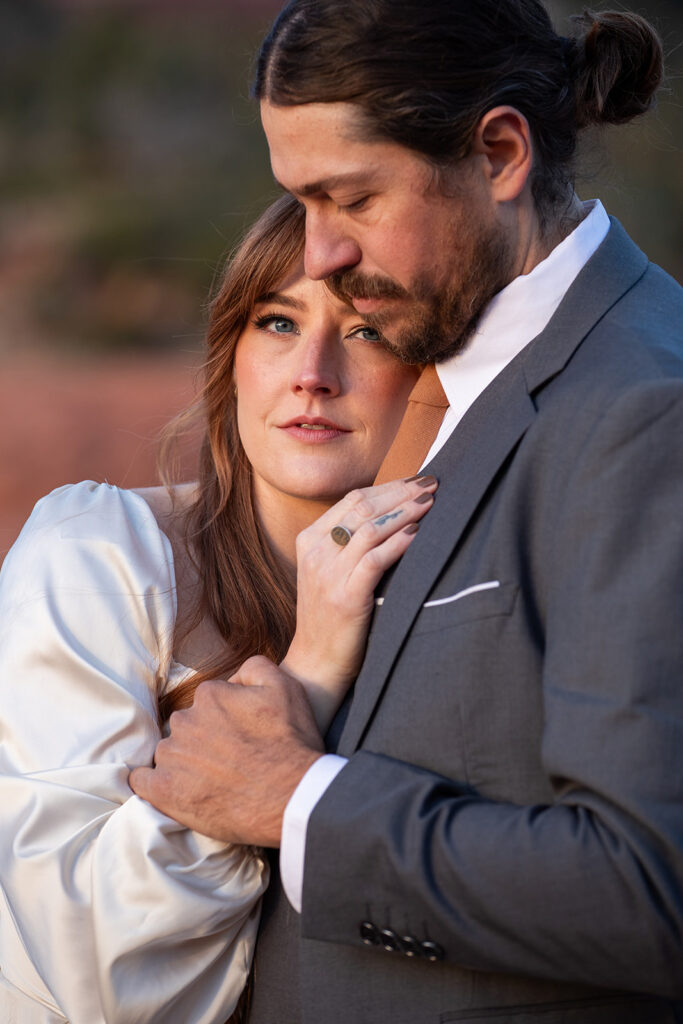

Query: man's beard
[[328, 216, 514, 366]]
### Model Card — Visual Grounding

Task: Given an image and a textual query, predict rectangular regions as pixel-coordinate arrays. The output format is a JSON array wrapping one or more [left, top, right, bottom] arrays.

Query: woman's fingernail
[[404, 523, 420, 534], [404, 474, 421, 482], [416, 475, 437, 487], [414, 492, 434, 504]]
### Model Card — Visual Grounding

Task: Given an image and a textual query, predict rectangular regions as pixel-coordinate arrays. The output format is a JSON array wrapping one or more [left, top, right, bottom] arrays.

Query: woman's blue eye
[[269, 317, 295, 333], [254, 314, 296, 334]]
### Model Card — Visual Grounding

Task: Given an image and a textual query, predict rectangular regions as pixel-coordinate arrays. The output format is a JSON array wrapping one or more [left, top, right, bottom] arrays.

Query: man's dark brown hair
[[254, 0, 662, 221]]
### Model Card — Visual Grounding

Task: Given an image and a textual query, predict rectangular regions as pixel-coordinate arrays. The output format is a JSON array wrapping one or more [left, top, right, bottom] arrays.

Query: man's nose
[[290, 335, 342, 396], [304, 211, 361, 281]]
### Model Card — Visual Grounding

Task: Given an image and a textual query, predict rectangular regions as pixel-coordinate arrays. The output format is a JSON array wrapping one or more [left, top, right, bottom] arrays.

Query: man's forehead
[[260, 98, 359, 137], [260, 100, 405, 196]]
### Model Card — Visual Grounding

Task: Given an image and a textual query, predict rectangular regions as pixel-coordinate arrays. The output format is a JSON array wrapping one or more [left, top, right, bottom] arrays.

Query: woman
[[0, 194, 435, 1023]]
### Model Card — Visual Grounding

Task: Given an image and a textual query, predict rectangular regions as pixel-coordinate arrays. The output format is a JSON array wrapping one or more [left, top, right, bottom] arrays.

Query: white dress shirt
[[281, 198, 611, 913]]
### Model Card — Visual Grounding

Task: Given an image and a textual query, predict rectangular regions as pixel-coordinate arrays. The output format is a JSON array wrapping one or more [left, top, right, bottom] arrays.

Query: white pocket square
[[376, 580, 500, 608]]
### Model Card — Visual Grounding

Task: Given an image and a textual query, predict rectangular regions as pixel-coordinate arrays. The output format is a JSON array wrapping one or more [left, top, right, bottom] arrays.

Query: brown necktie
[[374, 364, 449, 484]]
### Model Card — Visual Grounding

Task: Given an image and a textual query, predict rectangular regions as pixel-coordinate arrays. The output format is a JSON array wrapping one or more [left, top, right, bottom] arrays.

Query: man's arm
[[131, 657, 324, 847]]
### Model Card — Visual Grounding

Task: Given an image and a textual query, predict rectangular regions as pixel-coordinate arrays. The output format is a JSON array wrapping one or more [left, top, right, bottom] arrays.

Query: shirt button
[[421, 939, 445, 962], [359, 921, 380, 946], [379, 927, 401, 952], [400, 934, 422, 958]]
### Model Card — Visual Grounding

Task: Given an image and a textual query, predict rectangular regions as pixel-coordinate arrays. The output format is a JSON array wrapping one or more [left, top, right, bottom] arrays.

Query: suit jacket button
[[421, 940, 445, 962], [360, 921, 380, 946], [400, 934, 422, 957], [379, 927, 401, 952]]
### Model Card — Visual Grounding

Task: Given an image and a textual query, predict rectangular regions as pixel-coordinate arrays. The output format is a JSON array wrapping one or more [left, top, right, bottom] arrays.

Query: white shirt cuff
[[280, 753, 348, 913]]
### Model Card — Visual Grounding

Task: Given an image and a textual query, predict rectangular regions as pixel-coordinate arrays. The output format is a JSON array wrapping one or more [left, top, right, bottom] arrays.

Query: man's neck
[[518, 191, 585, 278], [509, 190, 585, 280]]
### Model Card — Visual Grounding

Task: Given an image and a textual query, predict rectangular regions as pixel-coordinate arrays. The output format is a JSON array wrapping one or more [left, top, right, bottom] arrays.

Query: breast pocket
[[409, 581, 518, 637]]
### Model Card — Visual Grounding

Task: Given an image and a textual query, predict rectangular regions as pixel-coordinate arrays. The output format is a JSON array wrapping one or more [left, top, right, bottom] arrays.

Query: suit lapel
[[336, 218, 649, 757], [338, 367, 535, 756], [522, 217, 648, 392]]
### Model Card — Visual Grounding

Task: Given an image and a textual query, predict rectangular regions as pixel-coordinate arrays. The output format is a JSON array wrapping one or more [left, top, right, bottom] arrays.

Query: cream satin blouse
[[0, 482, 268, 1023]]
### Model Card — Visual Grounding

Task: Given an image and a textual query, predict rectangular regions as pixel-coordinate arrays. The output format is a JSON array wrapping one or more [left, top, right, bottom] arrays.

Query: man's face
[[261, 100, 514, 364]]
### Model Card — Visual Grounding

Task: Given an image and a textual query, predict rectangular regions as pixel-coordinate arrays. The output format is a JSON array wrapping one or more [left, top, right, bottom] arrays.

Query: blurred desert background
[[1, 0, 681, 559]]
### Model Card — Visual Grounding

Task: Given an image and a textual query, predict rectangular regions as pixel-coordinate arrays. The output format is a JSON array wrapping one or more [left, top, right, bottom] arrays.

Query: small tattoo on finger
[[375, 509, 404, 526]]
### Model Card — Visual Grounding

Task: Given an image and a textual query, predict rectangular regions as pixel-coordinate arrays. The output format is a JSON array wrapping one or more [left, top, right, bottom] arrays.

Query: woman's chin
[[283, 472, 377, 506]]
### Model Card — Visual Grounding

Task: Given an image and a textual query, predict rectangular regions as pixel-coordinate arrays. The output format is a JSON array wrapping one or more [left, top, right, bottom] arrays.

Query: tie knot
[[409, 364, 449, 407], [373, 364, 449, 485]]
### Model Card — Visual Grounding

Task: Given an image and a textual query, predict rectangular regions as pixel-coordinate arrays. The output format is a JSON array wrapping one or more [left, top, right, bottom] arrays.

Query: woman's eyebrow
[[254, 292, 307, 311]]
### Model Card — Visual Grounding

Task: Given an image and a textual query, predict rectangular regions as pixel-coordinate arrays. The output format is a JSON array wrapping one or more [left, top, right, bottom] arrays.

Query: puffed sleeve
[[0, 482, 268, 1024]]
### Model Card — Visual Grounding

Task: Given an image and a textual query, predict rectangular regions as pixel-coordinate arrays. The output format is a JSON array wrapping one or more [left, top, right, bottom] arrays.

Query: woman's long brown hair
[[159, 194, 306, 720]]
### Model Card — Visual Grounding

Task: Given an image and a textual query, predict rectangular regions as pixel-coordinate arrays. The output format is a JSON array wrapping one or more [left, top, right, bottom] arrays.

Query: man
[[132, 1, 683, 1020]]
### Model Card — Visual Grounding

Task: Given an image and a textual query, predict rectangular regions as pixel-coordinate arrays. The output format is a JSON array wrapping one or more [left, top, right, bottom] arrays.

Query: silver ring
[[330, 525, 353, 547]]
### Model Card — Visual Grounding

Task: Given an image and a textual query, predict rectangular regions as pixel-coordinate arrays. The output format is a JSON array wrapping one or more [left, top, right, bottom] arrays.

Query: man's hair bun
[[568, 9, 663, 129]]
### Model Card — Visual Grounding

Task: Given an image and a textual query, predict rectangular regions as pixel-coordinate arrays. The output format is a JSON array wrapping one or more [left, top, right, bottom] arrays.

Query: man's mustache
[[328, 271, 407, 304]]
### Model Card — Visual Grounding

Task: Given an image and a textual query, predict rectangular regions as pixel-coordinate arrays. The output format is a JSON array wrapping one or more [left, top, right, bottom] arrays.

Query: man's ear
[[471, 106, 533, 202]]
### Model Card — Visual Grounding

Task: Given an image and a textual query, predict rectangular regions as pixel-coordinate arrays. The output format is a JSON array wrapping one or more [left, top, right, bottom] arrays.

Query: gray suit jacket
[[249, 220, 683, 1023]]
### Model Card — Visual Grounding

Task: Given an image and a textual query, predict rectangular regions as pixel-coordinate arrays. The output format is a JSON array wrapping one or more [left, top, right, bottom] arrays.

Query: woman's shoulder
[[22, 479, 197, 542], [131, 482, 197, 547], [20, 481, 159, 552], [4, 481, 187, 603], [0, 482, 193, 701], [4, 480, 217, 672]]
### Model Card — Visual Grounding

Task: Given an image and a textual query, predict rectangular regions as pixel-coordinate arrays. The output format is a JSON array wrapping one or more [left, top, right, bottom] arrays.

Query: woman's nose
[[304, 211, 361, 281], [290, 335, 342, 396]]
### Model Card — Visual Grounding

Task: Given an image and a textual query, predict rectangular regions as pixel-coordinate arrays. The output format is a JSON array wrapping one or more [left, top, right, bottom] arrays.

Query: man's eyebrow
[[254, 291, 306, 311], [275, 173, 371, 198]]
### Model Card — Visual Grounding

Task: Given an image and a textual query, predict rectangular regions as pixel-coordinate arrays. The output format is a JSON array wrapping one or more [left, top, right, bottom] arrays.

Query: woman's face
[[234, 261, 419, 509]]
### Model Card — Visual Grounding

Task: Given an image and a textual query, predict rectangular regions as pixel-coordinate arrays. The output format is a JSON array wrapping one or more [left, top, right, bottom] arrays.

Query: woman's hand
[[281, 474, 438, 732]]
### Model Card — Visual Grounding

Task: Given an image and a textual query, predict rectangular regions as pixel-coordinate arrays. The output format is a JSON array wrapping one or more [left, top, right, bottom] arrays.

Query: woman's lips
[[279, 418, 351, 442]]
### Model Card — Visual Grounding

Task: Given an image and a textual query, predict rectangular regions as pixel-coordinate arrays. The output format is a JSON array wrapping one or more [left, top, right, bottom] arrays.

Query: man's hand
[[130, 656, 324, 847]]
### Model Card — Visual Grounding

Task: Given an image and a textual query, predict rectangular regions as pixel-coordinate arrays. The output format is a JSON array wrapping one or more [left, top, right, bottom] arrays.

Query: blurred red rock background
[[1, 0, 681, 561], [0, 0, 283, 560], [0, 353, 201, 557]]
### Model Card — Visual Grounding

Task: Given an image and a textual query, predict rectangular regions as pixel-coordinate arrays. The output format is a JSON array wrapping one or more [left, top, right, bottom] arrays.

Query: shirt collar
[[435, 199, 611, 411]]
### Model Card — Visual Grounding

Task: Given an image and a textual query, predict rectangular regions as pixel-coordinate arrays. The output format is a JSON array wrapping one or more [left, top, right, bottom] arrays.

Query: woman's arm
[[0, 483, 266, 1024]]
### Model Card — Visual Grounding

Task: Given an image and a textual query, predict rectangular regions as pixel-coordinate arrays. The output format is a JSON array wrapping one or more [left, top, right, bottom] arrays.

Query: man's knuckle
[[241, 655, 263, 671], [195, 678, 216, 700], [167, 709, 184, 732]]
